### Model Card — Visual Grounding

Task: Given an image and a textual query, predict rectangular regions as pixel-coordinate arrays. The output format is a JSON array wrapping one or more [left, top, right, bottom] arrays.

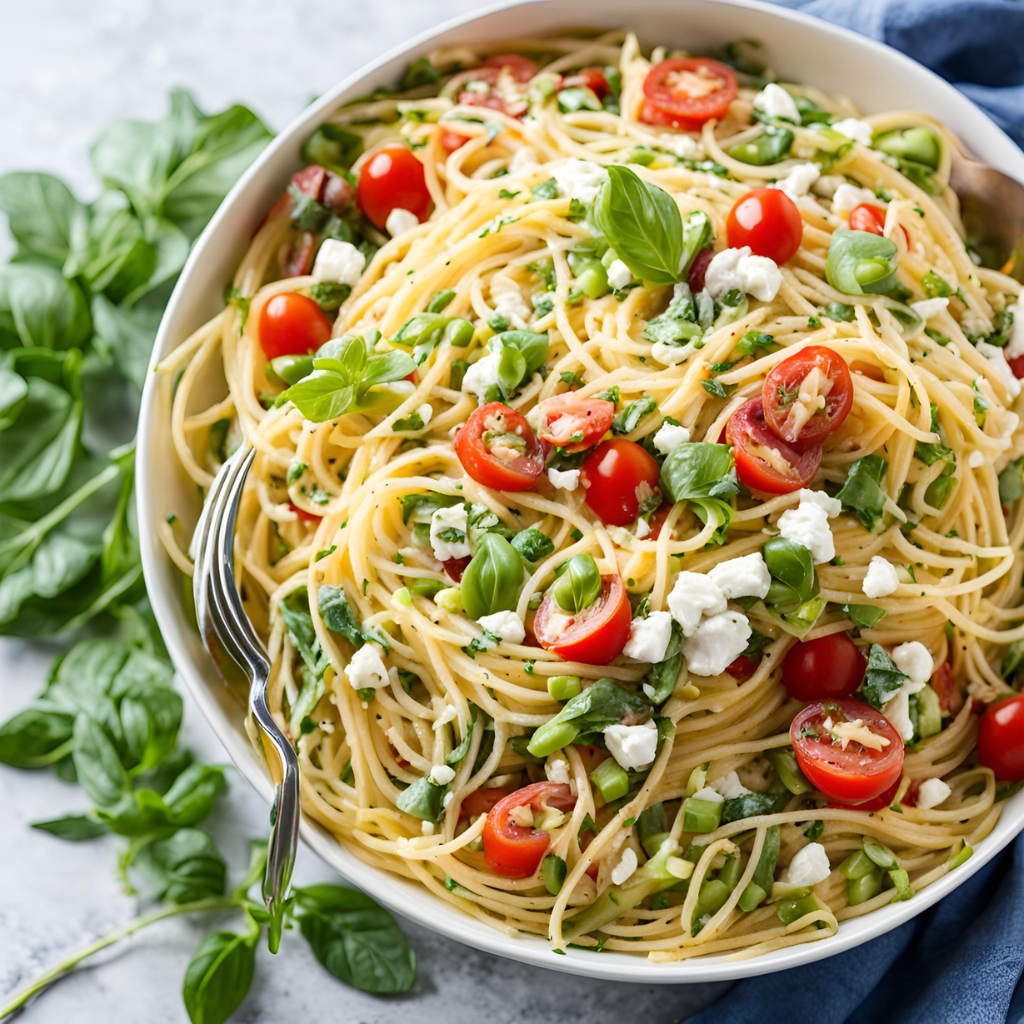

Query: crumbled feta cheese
[[916, 777, 951, 810], [493, 290, 531, 329], [611, 847, 638, 885], [547, 467, 580, 490], [1004, 303, 1024, 359], [863, 556, 900, 598], [634, 517, 651, 539], [832, 183, 883, 217], [708, 552, 771, 600], [545, 757, 570, 784], [415, 403, 433, 426], [552, 159, 608, 204], [782, 843, 831, 886], [421, 821, 435, 835], [911, 297, 949, 320], [443, 791, 454, 808], [704, 247, 782, 303], [312, 238, 366, 285], [813, 174, 847, 199], [968, 450, 984, 469], [659, 133, 699, 159], [607, 259, 632, 291], [690, 786, 724, 804], [343, 642, 389, 690], [433, 703, 458, 730], [711, 771, 751, 800], [778, 495, 836, 564], [651, 341, 694, 366], [623, 611, 674, 662], [429, 764, 456, 785], [962, 309, 990, 336], [883, 688, 914, 742], [385, 207, 420, 237], [477, 609, 526, 644], [429, 503, 470, 561], [772, 161, 821, 201], [977, 340, 1022, 397], [461, 349, 502, 401], [799, 488, 842, 518], [892, 641, 934, 689], [831, 117, 874, 147], [753, 83, 800, 123], [682, 611, 752, 676], [667, 571, 727, 636], [509, 146, 539, 174], [653, 422, 691, 455], [604, 720, 659, 771]]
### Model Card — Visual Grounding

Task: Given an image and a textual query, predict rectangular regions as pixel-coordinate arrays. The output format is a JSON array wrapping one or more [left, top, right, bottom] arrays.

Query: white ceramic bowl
[[138, 0, 1024, 983]]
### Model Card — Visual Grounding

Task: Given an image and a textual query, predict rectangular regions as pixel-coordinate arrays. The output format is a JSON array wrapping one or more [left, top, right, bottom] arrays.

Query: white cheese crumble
[[429, 764, 456, 785], [707, 552, 771, 600], [493, 290, 532, 329], [414, 403, 433, 426], [773, 161, 821, 200], [682, 611, 752, 677], [968, 450, 984, 469], [545, 757, 570, 785], [509, 146, 539, 174], [433, 703, 458, 730], [607, 259, 632, 291], [777, 491, 838, 564], [477, 610, 526, 644], [667, 571, 727, 636], [461, 349, 503, 401], [782, 843, 831, 886], [552, 159, 608, 205], [831, 117, 874, 147], [916, 777, 952, 810], [623, 611, 674, 663], [651, 341, 694, 366], [343, 642, 389, 690], [711, 770, 752, 800], [882, 689, 915, 742], [962, 309, 990, 336], [547, 467, 580, 491], [1004, 303, 1024, 359], [690, 786, 724, 804], [892, 641, 934, 688], [604, 720, 659, 771], [659, 133, 699, 159], [832, 183, 883, 217], [429, 503, 470, 561], [911, 297, 950, 320], [634, 517, 651, 540], [863, 556, 900, 598], [311, 238, 366, 285], [611, 847, 639, 885], [385, 207, 420, 237], [753, 83, 800, 123], [421, 821, 435, 835], [653, 422, 691, 455], [977, 340, 1022, 397], [704, 247, 782, 303]]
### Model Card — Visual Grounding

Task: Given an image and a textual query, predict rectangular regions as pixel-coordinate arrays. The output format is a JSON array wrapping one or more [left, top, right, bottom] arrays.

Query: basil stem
[[550, 554, 602, 614]]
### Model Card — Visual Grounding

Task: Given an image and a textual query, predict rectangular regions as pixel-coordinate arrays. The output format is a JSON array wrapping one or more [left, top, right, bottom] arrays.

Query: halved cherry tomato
[[441, 556, 471, 582], [726, 398, 822, 495], [536, 394, 615, 453], [534, 574, 632, 665], [647, 505, 672, 542], [267, 164, 354, 220], [289, 502, 322, 524], [454, 402, 545, 492], [762, 346, 854, 449], [563, 66, 609, 97], [258, 293, 332, 360], [439, 128, 471, 153], [978, 694, 1024, 781], [829, 776, 902, 812], [727, 188, 803, 264], [459, 787, 512, 821], [281, 230, 318, 278], [688, 247, 714, 293], [640, 58, 738, 131], [791, 697, 904, 804], [580, 439, 660, 526], [782, 633, 866, 702], [356, 145, 431, 230], [726, 655, 758, 682], [453, 55, 537, 119], [482, 781, 577, 877], [930, 661, 961, 714], [1009, 354, 1024, 380], [482, 53, 537, 82], [848, 203, 908, 245]]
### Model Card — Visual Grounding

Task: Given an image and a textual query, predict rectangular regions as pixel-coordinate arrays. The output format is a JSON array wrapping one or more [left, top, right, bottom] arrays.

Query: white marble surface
[[0, 2, 728, 1020]]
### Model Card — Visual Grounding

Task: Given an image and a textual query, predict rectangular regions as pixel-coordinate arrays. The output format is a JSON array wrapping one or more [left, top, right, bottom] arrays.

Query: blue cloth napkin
[[687, 3, 1024, 1021]]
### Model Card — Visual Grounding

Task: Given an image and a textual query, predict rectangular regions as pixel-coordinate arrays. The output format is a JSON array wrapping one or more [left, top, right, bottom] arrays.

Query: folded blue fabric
[[686, 4, 1024, 1021]]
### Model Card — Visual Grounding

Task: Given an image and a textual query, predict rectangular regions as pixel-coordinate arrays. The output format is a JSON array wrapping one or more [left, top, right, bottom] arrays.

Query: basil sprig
[[826, 229, 900, 295], [550, 554, 603, 614]]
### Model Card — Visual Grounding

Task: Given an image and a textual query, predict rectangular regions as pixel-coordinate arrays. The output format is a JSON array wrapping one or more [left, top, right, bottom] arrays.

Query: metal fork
[[192, 443, 299, 953]]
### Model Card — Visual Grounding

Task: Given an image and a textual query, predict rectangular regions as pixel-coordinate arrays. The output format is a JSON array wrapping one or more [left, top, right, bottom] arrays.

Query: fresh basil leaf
[[30, 814, 109, 840], [182, 930, 257, 1024], [72, 713, 130, 807], [842, 603, 888, 628], [130, 827, 227, 903], [0, 705, 74, 767], [612, 396, 656, 434], [659, 442, 738, 539], [494, 330, 549, 376], [91, 293, 163, 391], [721, 791, 779, 824], [826, 229, 899, 296], [293, 884, 416, 994], [643, 282, 704, 347], [402, 56, 441, 90], [510, 528, 554, 562], [856, 643, 908, 709], [0, 262, 91, 350], [728, 126, 794, 166], [302, 124, 363, 172], [0, 171, 85, 262], [836, 454, 888, 531]]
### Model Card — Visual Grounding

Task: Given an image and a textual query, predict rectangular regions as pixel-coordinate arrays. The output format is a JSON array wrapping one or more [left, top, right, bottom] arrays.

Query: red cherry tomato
[[647, 505, 672, 542], [267, 164, 353, 220], [281, 230, 317, 278], [727, 188, 804, 264], [762, 346, 854, 449], [1009, 354, 1024, 380], [930, 661, 961, 714], [848, 203, 908, 245], [781, 634, 866, 702], [640, 58, 738, 131], [688, 247, 714, 293], [482, 781, 577, 877], [459, 787, 511, 821], [726, 398, 822, 495], [534, 575, 632, 665], [453, 55, 537, 119], [481, 53, 537, 82], [439, 128, 471, 153], [454, 402, 545, 492], [441, 556, 471, 582], [791, 697, 904, 804], [289, 502, 322, 524], [725, 655, 758, 682], [258, 293, 332, 360], [580, 439, 660, 526], [830, 776, 902, 812], [563, 66, 609, 97], [978, 694, 1024, 781], [536, 394, 615, 453], [356, 145, 431, 230]]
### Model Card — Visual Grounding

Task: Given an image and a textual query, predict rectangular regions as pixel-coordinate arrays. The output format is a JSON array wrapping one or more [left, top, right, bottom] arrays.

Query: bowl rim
[[137, 0, 1024, 984]]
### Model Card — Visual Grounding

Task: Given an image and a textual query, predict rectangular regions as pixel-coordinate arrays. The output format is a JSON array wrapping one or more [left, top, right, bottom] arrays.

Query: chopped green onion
[[542, 854, 567, 895], [547, 675, 582, 701], [683, 797, 723, 834], [847, 867, 884, 905], [590, 759, 630, 803]]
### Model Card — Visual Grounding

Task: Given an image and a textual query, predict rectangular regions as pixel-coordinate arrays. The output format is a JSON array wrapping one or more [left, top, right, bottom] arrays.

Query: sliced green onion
[[888, 866, 913, 902], [683, 797, 723, 834], [547, 675, 582, 701], [542, 854, 567, 895], [590, 759, 629, 803], [950, 844, 974, 869], [776, 891, 820, 925], [839, 849, 876, 880], [765, 748, 812, 795], [847, 867, 884, 905], [863, 839, 898, 869], [738, 882, 767, 912]]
